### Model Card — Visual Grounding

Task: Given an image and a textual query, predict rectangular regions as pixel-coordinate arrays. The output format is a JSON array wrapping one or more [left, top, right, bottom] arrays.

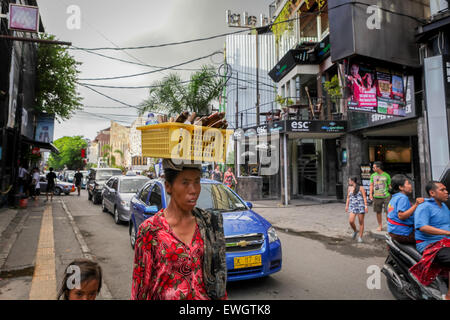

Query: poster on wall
[[35, 114, 55, 143], [346, 63, 377, 112], [346, 61, 407, 116]]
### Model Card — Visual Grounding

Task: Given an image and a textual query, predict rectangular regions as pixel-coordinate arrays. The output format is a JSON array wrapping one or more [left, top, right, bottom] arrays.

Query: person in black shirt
[[74, 169, 83, 196], [46, 167, 57, 202], [210, 165, 222, 182]]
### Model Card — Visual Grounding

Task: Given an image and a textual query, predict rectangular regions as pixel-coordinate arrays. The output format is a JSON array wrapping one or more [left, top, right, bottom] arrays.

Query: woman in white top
[[31, 168, 41, 200]]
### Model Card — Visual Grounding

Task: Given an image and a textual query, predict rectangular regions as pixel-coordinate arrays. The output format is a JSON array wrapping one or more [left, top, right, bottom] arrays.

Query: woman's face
[[351, 64, 359, 76], [400, 180, 412, 195], [166, 169, 201, 211], [348, 179, 355, 186]]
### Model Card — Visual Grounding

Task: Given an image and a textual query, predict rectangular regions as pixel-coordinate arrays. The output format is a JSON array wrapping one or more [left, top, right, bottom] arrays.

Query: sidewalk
[[0, 197, 111, 300], [251, 199, 388, 242]]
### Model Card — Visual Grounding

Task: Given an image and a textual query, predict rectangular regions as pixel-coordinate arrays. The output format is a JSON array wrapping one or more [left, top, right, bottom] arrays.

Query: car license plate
[[233, 255, 262, 269]]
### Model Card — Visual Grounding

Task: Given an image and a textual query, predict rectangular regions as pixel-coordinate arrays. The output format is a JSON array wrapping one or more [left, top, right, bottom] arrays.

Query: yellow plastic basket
[[137, 122, 232, 163]]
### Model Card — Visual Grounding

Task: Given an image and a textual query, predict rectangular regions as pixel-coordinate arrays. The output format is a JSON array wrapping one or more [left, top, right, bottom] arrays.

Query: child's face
[[68, 279, 99, 300]]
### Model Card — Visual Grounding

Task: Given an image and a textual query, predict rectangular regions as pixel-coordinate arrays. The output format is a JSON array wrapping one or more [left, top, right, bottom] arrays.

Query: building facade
[[0, 0, 58, 202], [110, 121, 130, 168], [235, 0, 444, 204]]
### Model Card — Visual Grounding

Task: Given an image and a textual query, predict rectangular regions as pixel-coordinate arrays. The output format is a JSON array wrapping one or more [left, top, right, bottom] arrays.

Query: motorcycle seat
[[393, 240, 422, 262]]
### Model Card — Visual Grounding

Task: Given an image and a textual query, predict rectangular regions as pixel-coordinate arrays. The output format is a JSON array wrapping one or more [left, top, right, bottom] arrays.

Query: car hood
[[118, 193, 135, 202], [221, 210, 271, 237]]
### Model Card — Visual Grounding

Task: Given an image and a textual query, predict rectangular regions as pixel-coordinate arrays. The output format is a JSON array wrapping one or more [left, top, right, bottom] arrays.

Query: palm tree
[[102, 144, 112, 166], [138, 65, 225, 117], [114, 149, 124, 167]]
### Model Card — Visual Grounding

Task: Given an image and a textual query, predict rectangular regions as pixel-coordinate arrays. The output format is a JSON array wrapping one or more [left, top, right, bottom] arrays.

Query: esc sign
[[8, 4, 40, 33]]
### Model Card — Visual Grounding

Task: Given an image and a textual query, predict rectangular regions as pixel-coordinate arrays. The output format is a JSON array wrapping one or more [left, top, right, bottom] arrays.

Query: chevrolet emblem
[[237, 240, 249, 247]]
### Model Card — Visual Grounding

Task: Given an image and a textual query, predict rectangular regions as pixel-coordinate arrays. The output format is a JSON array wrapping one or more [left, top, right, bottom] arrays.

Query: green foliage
[[276, 95, 294, 107], [48, 136, 87, 170], [323, 75, 343, 102], [35, 34, 83, 121], [139, 65, 224, 116], [272, 2, 294, 44]]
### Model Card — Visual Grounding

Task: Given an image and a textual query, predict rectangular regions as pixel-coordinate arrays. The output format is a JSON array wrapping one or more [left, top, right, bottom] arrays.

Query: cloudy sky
[[36, 0, 273, 140]]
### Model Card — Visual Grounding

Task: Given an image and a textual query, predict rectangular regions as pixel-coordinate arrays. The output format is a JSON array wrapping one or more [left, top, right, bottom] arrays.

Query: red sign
[[32, 147, 40, 155], [8, 4, 40, 33]]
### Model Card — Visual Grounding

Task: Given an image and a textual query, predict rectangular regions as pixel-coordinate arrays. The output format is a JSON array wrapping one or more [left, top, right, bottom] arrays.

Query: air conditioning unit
[[430, 0, 449, 16]]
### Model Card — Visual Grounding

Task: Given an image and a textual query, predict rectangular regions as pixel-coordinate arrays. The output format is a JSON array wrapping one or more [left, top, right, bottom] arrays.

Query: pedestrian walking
[[45, 167, 57, 202], [30, 168, 41, 201], [131, 159, 227, 300], [345, 177, 368, 243], [223, 167, 237, 189], [74, 169, 83, 196], [369, 161, 391, 231], [210, 165, 222, 182], [17, 164, 28, 194], [387, 174, 424, 244], [57, 259, 103, 300]]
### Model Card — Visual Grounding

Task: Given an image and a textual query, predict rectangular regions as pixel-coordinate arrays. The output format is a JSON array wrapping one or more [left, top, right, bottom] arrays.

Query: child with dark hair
[[58, 259, 102, 300], [387, 174, 424, 244], [345, 177, 368, 243]]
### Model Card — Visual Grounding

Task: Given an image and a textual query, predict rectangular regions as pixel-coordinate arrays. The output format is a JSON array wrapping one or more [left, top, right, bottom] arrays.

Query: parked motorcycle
[[382, 234, 448, 300]]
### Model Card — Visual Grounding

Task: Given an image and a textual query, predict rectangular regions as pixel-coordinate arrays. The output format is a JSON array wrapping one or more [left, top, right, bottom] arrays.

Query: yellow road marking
[[29, 204, 57, 300]]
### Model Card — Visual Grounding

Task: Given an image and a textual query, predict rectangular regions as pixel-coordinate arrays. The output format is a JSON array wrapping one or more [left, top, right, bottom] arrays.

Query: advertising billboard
[[346, 62, 407, 116], [35, 114, 54, 143], [8, 4, 40, 33]]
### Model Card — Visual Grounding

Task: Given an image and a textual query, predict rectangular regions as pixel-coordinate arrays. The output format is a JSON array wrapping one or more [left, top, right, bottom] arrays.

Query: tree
[[139, 65, 225, 116], [35, 34, 83, 121], [48, 136, 88, 170]]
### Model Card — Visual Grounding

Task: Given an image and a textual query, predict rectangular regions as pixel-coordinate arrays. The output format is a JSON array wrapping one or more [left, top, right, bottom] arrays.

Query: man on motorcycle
[[410, 181, 450, 300]]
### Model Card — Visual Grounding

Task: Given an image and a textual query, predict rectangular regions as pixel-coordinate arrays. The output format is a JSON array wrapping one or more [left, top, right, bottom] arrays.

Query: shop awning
[[22, 136, 60, 154]]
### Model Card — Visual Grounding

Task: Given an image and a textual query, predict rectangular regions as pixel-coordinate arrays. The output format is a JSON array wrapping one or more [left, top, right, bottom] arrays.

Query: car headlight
[[268, 226, 279, 243], [95, 185, 102, 190], [121, 200, 130, 209]]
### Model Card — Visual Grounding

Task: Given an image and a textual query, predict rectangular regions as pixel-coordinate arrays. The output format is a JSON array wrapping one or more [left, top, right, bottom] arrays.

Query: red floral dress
[[131, 210, 210, 300]]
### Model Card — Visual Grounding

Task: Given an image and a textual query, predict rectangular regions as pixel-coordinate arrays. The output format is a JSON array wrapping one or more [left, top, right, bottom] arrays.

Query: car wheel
[[129, 222, 136, 249], [54, 188, 61, 196], [114, 207, 122, 225], [102, 198, 108, 212]]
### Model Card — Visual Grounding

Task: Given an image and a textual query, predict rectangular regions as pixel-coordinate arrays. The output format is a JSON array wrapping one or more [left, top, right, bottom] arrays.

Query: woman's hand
[[345, 205, 349, 213], [415, 197, 425, 206]]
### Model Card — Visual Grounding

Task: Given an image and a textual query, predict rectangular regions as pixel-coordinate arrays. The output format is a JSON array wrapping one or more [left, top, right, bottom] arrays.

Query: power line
[[80, 84, 140, 109], [68, 3, 425, 52], [78, 52, 220, 81]]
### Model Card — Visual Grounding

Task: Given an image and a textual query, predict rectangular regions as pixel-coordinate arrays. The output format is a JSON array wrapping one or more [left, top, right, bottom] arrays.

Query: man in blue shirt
[[413, 181, 450, 299]]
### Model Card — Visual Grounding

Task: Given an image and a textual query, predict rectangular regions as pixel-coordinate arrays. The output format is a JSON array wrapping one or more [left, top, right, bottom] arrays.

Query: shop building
[[236, 0, 438, 204]]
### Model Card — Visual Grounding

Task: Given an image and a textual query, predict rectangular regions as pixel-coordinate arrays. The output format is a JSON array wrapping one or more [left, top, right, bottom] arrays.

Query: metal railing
[[236, 96, 347, 129]]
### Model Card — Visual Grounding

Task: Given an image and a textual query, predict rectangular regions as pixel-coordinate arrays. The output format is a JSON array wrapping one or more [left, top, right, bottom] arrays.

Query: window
[[139, 184, 152, 203], [112, 179, 118, 191], [106, 178, 114, 188], [149, 185, 163, 210]]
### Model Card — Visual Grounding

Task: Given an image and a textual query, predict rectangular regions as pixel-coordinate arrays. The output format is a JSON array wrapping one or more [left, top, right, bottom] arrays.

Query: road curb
[[60, 199, 114, 300]]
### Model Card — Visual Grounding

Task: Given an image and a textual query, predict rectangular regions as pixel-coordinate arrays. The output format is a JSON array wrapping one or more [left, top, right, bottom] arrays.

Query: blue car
[[129, 179, 282, 282]]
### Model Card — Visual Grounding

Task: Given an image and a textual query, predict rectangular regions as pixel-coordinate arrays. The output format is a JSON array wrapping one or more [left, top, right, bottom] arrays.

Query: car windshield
[[119, 179, 148, 193], [96, 170, 122, 180], [166, 183, 247, 212]]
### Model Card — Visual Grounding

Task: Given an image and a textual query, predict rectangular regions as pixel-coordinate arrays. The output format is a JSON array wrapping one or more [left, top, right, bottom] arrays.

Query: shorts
[[47, 184, 55, 192], [373, 196, 390, 214]]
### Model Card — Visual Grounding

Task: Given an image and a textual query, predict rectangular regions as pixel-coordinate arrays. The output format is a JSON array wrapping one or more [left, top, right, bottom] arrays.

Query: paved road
[[66, 190, 394, 300], [0, 190, 394, 300]]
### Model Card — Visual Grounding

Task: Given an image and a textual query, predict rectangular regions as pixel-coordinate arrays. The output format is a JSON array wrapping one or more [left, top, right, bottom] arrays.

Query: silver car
[[101, 175, 150, 224]]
